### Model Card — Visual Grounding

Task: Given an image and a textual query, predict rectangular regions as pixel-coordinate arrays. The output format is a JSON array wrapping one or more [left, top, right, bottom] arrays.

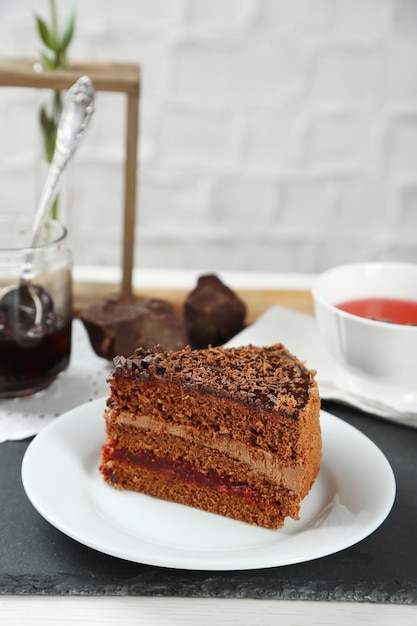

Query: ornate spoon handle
[[30, 75, 95, 250]]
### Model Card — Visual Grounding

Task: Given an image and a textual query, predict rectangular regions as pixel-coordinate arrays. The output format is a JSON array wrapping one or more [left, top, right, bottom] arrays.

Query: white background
[[1, 0, 417, 277]]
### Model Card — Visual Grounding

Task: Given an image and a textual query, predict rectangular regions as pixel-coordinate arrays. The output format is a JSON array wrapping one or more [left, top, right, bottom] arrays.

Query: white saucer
[[226, 306, 417, 427], [22, 398, 395, 570]]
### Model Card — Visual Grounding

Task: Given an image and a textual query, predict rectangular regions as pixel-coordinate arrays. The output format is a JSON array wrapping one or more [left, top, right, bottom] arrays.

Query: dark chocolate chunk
[[78, 293, 188, 360], [184, 274, 246, 349]]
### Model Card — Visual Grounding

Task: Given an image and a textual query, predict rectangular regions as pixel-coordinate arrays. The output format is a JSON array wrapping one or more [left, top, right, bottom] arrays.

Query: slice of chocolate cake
[[100, 343, 321, 529]]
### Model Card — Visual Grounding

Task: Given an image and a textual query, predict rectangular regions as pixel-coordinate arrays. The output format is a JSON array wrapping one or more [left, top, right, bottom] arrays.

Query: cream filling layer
[[107, 409, 303, 493]]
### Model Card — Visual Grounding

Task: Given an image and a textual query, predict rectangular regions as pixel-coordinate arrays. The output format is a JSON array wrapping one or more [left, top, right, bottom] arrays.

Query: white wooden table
[[1, 596, 416, 625]]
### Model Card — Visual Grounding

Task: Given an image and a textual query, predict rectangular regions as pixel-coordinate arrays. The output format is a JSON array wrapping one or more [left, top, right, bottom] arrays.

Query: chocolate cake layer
[[111, 343, 312, 417], [101, 446, 295, 528], [105, 410, 304, 491]]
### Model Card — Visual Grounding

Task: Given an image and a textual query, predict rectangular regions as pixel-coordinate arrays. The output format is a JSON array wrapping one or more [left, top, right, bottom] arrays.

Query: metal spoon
[[0, 76, 95, 330]]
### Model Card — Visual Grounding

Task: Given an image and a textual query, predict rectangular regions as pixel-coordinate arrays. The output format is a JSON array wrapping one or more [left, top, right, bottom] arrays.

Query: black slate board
[[1, 401, 416, 603]]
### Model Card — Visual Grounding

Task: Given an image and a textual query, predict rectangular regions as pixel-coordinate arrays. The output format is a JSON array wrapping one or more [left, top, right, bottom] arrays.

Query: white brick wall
[[1, 0, 417, 276]]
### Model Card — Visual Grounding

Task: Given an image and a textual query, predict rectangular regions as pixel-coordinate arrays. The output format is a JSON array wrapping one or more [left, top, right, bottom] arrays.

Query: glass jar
[[0, 215, 72, 397]]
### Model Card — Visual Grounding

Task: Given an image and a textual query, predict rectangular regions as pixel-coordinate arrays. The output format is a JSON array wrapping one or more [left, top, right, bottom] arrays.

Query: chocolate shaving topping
[[141, 354, 156, 368], [110, 343, 314, 415]]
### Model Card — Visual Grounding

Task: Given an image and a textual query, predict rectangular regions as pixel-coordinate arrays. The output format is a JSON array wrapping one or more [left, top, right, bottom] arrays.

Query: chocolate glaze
[[111, 343, 314, 415]]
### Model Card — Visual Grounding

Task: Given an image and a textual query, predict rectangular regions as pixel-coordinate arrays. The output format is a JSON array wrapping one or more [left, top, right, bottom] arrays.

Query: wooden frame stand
[[0, 57, 140, 296]]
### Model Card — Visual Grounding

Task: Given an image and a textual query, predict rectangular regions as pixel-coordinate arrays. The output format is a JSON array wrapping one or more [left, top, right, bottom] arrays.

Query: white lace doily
[[0, 320, 111, 442]]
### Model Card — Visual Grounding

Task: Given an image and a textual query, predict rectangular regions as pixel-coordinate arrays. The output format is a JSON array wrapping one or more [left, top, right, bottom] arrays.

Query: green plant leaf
[[39, 99, 58, 162], [35, 16, 56, 52], [44, 116, 57, 162], [39, 106, 49, 133], [50, 0, 58, 37], [45, 126, 57, 162], [40, 52, 56, 70], [53, 90, 63, 117], [50, 196, 60, 220], [60, 10, 76, 53]]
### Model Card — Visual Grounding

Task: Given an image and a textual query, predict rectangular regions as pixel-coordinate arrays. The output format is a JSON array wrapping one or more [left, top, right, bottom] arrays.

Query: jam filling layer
[[102, 444, 277, 505]]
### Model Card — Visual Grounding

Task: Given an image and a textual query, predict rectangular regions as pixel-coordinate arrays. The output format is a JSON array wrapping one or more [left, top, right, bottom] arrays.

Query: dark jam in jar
[[0, 285, 71, 397]]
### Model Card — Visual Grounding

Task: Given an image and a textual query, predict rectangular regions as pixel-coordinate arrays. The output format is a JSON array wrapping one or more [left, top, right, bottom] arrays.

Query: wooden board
[[73, 281, 315, 322], [0, 57, 140, 296]]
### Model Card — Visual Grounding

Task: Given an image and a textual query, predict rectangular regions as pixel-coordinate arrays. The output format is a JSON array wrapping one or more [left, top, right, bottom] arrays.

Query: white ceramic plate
[[22, 398, 395, 571]]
